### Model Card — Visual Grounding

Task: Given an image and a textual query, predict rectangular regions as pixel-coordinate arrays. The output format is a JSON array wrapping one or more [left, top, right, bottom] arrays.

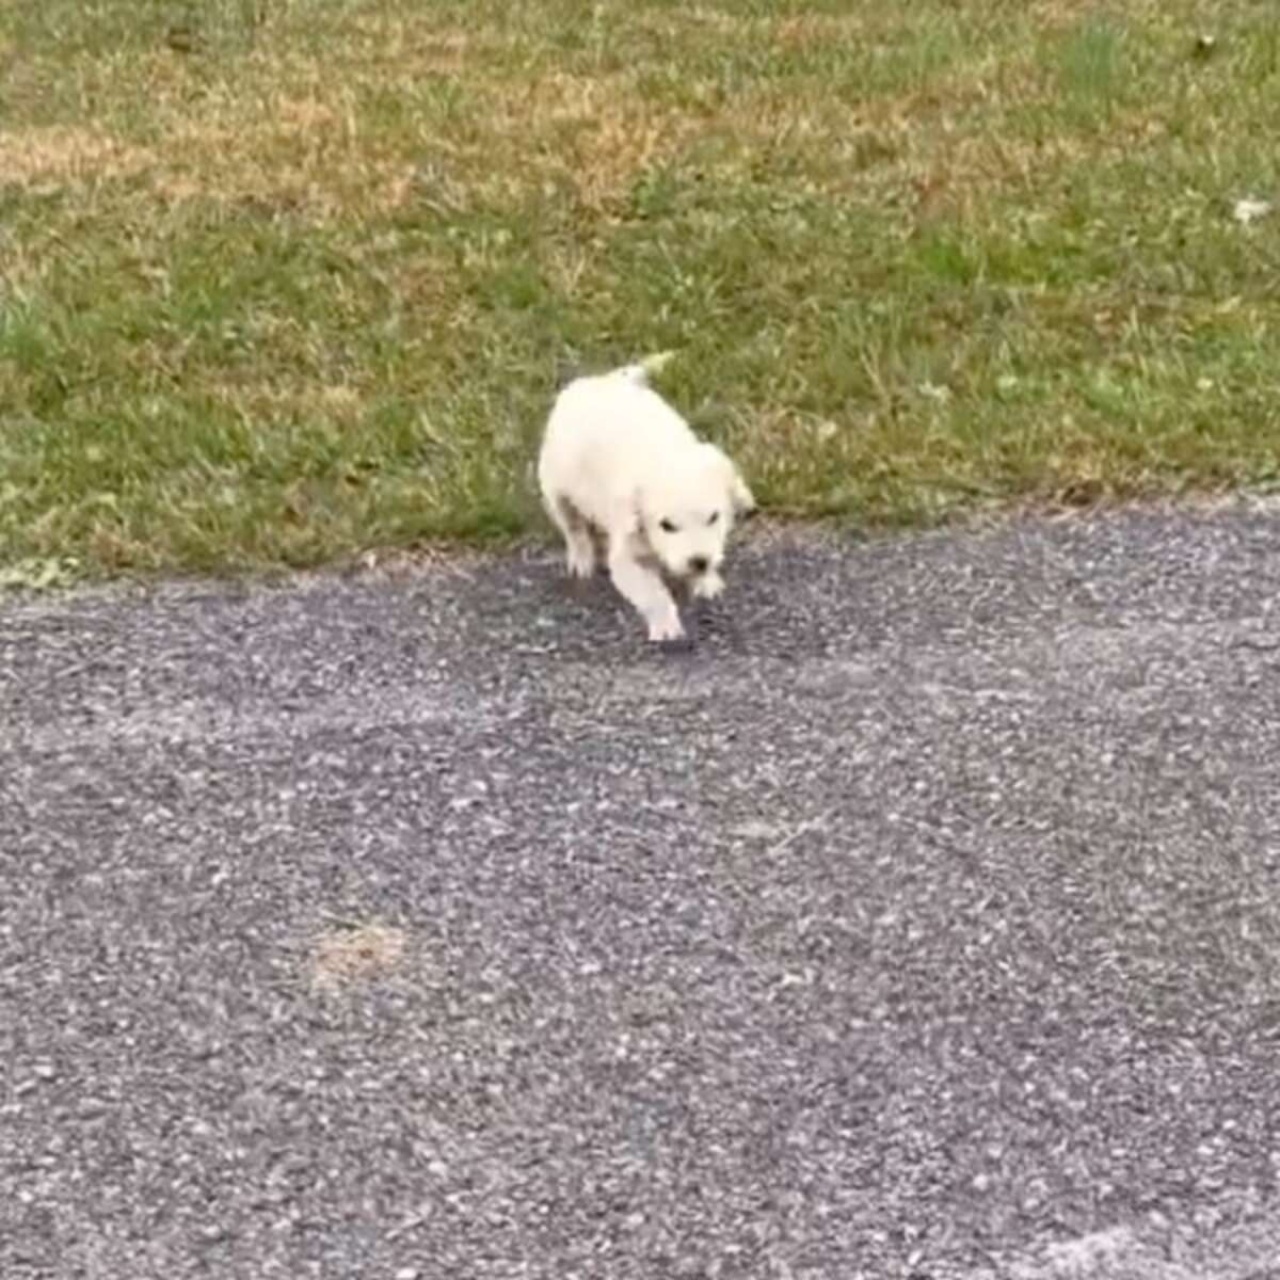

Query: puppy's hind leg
[[545, 493, 597, 579], [607, 536, 684, 644]]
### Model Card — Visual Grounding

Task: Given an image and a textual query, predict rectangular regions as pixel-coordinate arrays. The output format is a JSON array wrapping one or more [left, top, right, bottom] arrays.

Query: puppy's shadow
[[540, 559, 748, 659], [678, 597, 749, 656]]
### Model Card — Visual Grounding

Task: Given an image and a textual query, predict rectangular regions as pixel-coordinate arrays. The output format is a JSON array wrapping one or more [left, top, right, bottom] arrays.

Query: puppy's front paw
[[647, 613, 686, 644], [692, 570, 725, 601]]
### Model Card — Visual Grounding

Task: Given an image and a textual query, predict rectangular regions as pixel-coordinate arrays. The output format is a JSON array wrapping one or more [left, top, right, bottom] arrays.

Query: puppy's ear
[[703, 444, 756, 517]]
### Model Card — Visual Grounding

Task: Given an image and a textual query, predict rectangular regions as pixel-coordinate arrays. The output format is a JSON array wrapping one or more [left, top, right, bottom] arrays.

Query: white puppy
[[538, 355, 755, 643]]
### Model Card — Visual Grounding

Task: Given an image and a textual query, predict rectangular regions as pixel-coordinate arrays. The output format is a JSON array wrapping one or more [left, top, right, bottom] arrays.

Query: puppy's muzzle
[[687, 555, 710, 575]]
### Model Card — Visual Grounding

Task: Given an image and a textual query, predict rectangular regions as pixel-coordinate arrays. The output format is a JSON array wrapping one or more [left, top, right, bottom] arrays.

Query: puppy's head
[[636, 443, 755, 583]]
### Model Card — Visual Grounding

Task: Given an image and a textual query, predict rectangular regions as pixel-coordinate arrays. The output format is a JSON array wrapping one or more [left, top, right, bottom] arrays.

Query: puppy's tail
[[614, 350, 676, 386]]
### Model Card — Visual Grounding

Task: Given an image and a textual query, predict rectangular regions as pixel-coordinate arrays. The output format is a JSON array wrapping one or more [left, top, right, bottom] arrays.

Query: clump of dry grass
[[310, 921, 407, 993]]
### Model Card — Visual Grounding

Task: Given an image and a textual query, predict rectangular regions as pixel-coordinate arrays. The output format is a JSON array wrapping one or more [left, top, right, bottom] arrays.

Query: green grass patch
[[2, 0, 1280, 579]]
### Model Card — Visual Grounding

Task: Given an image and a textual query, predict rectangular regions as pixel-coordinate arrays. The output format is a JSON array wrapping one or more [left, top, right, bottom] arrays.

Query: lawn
[[2, 0, 1279, 582]]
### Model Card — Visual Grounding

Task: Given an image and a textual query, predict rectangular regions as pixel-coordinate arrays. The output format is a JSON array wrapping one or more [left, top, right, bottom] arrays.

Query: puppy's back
[[543, 371, 694, 481]]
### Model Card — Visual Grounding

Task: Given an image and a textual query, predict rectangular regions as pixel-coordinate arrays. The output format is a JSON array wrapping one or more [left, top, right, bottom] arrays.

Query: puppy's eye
[[706, 511, 720, 526], [658, 519, 677, 534]]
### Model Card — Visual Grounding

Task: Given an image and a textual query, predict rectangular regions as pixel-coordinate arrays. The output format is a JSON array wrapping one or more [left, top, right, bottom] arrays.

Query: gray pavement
[[4, 506, 1280, 1279]]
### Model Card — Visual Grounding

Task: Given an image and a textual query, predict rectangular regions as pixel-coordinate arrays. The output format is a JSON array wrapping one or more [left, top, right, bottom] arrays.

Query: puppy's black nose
[[688, 555, 709, 574]]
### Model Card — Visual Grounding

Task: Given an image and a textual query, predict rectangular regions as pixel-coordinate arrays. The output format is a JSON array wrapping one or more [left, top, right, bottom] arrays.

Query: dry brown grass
[[471, 72, 706, 214], [149, 83, 413, 216], [0, 124, 154, 190], [0, 7, 1166, 223], [206, 380, 369, 425]]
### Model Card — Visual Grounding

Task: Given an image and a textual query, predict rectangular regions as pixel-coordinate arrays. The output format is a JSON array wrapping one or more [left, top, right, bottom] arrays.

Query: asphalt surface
[[5, 506, 1280, 1280]]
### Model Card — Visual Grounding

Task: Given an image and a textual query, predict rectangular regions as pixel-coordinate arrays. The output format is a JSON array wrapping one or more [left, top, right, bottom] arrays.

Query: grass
[[2, 0, 1280, 581]]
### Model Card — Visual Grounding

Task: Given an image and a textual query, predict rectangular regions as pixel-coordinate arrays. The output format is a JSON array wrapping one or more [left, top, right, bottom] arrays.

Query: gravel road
[[5, 506, 1280, 1279]]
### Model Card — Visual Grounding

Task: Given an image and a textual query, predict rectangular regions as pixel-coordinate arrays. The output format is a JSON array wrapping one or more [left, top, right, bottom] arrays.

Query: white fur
[[538, 356, 754, 643]]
